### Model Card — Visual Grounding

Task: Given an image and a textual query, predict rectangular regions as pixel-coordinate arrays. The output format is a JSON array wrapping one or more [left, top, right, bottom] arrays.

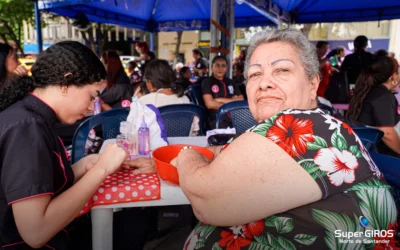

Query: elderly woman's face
[[246, 42, 319, 122]]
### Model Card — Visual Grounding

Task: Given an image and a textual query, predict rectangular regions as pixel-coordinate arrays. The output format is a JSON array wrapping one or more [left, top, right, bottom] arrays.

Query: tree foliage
[[0, 0, 34, 54]]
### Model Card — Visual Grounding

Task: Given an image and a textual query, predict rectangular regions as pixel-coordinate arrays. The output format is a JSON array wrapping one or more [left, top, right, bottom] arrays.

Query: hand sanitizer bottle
[[94, 98, 101, 115], [138, 114, 150, 155], [116, 121, 136, 158]]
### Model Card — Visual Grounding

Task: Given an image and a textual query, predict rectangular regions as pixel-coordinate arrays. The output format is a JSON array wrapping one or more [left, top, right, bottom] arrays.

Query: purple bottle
[[138, 114, 150, 155], [94, 98, 101, 115]]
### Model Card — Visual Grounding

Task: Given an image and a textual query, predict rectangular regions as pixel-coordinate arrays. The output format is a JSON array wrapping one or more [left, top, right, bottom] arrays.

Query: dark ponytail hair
[[347, 56, 398, 120], [0, 41, 106, 112], [144, 59, 184, 97], [0, 43, 13, 85]]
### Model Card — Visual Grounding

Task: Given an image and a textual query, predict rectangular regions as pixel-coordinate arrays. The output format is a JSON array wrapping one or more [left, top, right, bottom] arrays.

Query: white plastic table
[[92, 136, 208, 250]]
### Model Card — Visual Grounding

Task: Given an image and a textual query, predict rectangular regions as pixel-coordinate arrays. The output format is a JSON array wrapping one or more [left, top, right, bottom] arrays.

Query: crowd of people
[[0, 28, 399, 250]]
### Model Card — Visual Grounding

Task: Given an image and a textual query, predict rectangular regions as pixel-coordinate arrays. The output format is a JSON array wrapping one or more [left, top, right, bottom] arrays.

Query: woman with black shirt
[[0, 41, 128, 249], [348, 56, 400, 157], [176, 66, 192, 90], [0, 43, 27, 84], [100, 51, 133, 110]]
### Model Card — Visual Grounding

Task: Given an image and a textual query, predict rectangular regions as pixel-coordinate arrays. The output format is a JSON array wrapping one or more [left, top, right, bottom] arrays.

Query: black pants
[[68, 207, 158, 250]]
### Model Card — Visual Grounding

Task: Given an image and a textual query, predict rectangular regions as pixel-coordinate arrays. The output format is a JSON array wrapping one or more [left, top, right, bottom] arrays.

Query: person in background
[[0, 43, 27, 85], [192, 48, 209, 77], [232, 49, 246, 67], [316, 41, 337, 97], [232, 62, 247, 100], [347, 56, 400, 158], [139, 59, 190, 106], [134, 41, 155, 76], [126, 61, 142, 89], [176, 66, 192, 90], [341, 35, 375, 87], [138, 59, 199, 136], [331, 46, 346, 69], [0, 41, 129, 249], [202, 56, 243, 128], [389, 52, 396, 58], [375, 49, 389, 59], [100, 51, 133, 110], [175, 62, 184, 78]]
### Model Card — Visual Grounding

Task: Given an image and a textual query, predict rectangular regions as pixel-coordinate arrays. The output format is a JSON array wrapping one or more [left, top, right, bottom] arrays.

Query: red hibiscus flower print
[[266, 114, 314, 157], [243, 220, 265, 239], [342, 122, 353, 134], [218, 230, 252, 250], [373, 222, 398, 250], [314, 147, 359, 186]]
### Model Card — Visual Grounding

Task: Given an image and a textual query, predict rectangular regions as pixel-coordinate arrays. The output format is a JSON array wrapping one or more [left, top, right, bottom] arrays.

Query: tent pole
[[227, 0, 235, 78], [149, 32, 154, 52], [34, 0, 43, 54], [210, 0, 220, 72]]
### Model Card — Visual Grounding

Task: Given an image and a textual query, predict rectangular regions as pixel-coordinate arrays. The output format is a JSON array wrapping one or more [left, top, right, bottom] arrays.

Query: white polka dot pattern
[[77, 170, 160, 216]]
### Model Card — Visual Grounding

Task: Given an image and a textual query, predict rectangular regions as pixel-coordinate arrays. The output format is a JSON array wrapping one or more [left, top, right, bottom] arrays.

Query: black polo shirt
[[195, 57, 209, 77], [201, 76, 241, 103], [357, 85, 400, 157], [0, 94, 74, 249]]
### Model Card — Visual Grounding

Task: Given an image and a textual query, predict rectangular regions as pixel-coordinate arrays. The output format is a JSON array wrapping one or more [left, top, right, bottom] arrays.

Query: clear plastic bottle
[[138, 114, 150, 155], [116, 121, 136, 158]]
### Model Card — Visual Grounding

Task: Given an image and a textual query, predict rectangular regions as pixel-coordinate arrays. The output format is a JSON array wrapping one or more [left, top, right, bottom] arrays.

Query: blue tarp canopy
[[38, 0, 400, 32], [278, 0, 400, 23], [38, 0, 278, 32]]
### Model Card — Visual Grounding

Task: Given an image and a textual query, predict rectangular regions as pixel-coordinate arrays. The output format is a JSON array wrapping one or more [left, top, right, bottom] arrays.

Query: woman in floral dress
[[171, 29, 398, 250]]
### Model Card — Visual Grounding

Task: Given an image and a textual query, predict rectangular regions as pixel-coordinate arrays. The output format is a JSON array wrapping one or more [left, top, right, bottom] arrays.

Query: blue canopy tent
[[38, 0, 278, 32], [276, 0, 400, 23]]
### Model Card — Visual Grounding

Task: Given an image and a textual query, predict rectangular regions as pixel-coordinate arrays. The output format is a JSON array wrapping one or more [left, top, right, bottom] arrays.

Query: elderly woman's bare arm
[[176, 132, 322, 226]]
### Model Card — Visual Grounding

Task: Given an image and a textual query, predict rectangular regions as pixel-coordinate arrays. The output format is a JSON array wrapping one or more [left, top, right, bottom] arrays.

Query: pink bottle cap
[[121, 100, 131, 107]]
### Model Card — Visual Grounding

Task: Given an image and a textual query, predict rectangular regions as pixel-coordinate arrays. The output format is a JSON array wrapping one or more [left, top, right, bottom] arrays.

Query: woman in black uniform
[[348, 56, 400, 157], [0, 41, 128, 249]]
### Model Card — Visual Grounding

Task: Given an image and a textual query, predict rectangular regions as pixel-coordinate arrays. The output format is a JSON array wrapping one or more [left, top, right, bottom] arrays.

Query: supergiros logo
[[334, 217, 395, 244]]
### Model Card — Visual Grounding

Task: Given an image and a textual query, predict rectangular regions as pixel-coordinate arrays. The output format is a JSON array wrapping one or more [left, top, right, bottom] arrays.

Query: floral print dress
[[184, 108, 398, 250]]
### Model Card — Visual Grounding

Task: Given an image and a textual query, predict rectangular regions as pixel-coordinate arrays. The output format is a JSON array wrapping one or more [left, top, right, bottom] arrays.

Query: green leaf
[[248, 242, 271, 250], [266, 233, 281, 248], [274, 217, 294, 234], [311, 170, 327, 180], [252, 122, 272, 137], [254, 235, 269, 245], [299, 160, 320, 175], [312, 210, 365, 250], [347, 179, 397, 231], [195, 239, 205, 249], [265, 215, 278, 227], [277, 237, 296, 250], [349, 145, 363, 158], [268, 112, 281, 125], [294, 234, 317, 245], [211, 242, 223, 250], [331, 129, 348, 151], [307, 142, 324, 150], [307, 135, 329, 150]]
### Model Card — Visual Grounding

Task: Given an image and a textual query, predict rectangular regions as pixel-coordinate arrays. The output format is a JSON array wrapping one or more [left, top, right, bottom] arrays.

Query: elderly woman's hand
[[122, 158, 156, 174], [170, 148, 212, 175]]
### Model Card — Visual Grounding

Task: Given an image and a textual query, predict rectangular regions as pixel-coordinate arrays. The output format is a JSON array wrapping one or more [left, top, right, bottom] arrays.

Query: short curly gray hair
[[244, 28, 319, 81]]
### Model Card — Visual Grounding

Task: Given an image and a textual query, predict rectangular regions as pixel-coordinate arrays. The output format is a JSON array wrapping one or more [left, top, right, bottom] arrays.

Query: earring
[[392, 80, 398, 86]]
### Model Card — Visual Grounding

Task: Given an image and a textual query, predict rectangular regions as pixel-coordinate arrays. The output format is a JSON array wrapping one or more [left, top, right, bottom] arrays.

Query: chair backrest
[[71, 108, 130, 164], [158, 104, 207, 137], [189, 84, 206, 108], [370, 151, 400, 189], [216, 100, 257, 134], [352, 126, 384, 151]]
